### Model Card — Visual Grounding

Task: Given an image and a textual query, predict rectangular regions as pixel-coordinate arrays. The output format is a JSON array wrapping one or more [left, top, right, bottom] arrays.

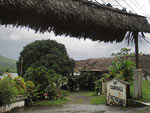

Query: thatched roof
[[75, 58, 114, 72], [0, 0, 150, 42], [75, 55, 150, 77]]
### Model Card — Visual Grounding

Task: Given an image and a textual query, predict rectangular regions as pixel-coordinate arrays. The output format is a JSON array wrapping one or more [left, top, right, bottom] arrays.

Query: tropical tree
[[24, 66, 68, 99], [53, 74, 68, 90], [99, 58, 135, 82], [111, 48, 133, 57], [24, 66, 54, 91], [111, 48, 143, 57], [17, 39, 75, 77], [109, 59, 135, 82]]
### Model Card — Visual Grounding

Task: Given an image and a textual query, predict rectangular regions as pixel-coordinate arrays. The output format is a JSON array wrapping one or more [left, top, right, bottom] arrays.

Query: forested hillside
[[0, 55, 16, 73]]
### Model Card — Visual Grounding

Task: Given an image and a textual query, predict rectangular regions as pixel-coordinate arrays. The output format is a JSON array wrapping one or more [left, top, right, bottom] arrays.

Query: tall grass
[[130, 80, 150, 102]]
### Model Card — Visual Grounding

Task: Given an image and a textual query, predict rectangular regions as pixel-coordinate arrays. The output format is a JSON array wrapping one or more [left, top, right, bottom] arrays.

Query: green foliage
[[53, 74, 68, 90], [24, 66, 68, 99], [33, 90, 70, 106], [111, 48, 143, 57], [95, 73, 111, 95], [78, 91, 106, 104], [90, 95, 106, 105], [109, 58, 135, 82], [95, 79, 102, 95], [0, 75, 35, 106], [0, 55, 16, 73], [17, 39, 75, 77], [26, 81, 35, 92], [45, 73, 68, 99], [26, 81, 35, 98], [97, 58, 135, 83], [130, 82, 134, 97], [17, 40, 74, 100], [77, 71, 101, 91], [14, 76, 26, 95], [0, 76, 18, 105], [24, 66, 54, 99], [111, 48, 133, 57], [24, 66, 50, 88], [94, 58, 135, 96], [80, 91, 96, 97], [25, 80, 42, 106]]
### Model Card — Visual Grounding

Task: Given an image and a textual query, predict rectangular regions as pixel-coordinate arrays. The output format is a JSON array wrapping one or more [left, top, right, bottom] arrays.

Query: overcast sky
[[0, 0, 150, 60]]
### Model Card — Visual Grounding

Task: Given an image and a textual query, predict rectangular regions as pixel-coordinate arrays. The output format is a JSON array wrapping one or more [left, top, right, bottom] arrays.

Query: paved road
[[9, 92, 150, 113]]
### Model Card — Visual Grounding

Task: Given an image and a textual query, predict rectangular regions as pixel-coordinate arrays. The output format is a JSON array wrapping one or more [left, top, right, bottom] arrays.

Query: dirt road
[[9, 92, 150, 113]]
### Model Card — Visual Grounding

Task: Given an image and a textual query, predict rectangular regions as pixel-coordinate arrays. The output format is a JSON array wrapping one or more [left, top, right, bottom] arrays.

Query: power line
[[133, 0, 150, 16], [122, 0, 137, 13], [140, 35, 150, 45], [101, 0, 106, 4], [138, 35, 150, 54], [139, 48, 149, 54], [129, 0, 146, 16], [114, 0, 124, 9], [131, 0, 150, 20], [94, 0, 106, 5]]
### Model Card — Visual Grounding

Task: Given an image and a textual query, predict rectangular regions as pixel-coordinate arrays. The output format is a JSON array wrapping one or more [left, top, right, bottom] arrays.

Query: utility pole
[[134, 32, 139, 69], [20, 57, 23, 76]]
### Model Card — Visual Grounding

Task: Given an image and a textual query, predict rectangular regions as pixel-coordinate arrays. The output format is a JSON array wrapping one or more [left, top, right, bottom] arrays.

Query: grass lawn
[[130, 80, 150, 102], [90, 95, 106, 104], [81, 91, 106, 104]]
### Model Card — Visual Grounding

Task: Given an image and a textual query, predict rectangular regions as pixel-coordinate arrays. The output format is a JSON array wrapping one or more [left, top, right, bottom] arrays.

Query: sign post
[[106, 79, 130, 106]]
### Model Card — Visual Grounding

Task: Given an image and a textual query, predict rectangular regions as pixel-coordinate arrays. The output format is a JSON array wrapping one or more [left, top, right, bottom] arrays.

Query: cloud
[[0, 26, 150, 60], [0, 26, 134, 60]]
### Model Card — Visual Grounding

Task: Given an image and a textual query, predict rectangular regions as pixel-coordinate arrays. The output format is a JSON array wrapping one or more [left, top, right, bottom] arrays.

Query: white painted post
[[134, 69, 142, 99]]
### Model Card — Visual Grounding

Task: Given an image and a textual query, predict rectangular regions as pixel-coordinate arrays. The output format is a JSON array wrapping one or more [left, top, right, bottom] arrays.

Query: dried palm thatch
[[75, 55, 150, 73], [0, 0, 150, 42], [75, 58, 114, 72]]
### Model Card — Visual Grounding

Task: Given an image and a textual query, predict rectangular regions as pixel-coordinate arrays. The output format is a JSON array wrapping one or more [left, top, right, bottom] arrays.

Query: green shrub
[[14, 76, 26, 95], [95, 79, 102, 95], [26, 81, 35, 94], [109, 58, 135, 82], [26, 81, 41, 102], [77, 71, 101, 91], [0, 76, 18, 105]]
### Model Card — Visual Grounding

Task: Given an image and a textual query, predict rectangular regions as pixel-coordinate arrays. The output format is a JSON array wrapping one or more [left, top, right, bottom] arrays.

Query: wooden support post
[[133, 32, 142, 98], [134, 32, 139, 69]]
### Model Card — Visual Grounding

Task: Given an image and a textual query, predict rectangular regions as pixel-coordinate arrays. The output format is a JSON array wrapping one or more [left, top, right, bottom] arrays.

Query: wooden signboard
[[106, 79, 130, 106]]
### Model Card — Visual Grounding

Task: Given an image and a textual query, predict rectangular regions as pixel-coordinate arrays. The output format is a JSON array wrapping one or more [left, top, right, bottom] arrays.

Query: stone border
[[0, 96, 26, 113], [127, 99, 150, 107]]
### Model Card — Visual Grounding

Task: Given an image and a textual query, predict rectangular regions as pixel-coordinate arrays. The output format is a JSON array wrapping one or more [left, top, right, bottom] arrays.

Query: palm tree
[[53, 74, 68, 90]]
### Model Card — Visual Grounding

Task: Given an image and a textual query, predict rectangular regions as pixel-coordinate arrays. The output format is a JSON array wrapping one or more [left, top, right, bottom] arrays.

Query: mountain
[[0, 55, 17, 73]]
